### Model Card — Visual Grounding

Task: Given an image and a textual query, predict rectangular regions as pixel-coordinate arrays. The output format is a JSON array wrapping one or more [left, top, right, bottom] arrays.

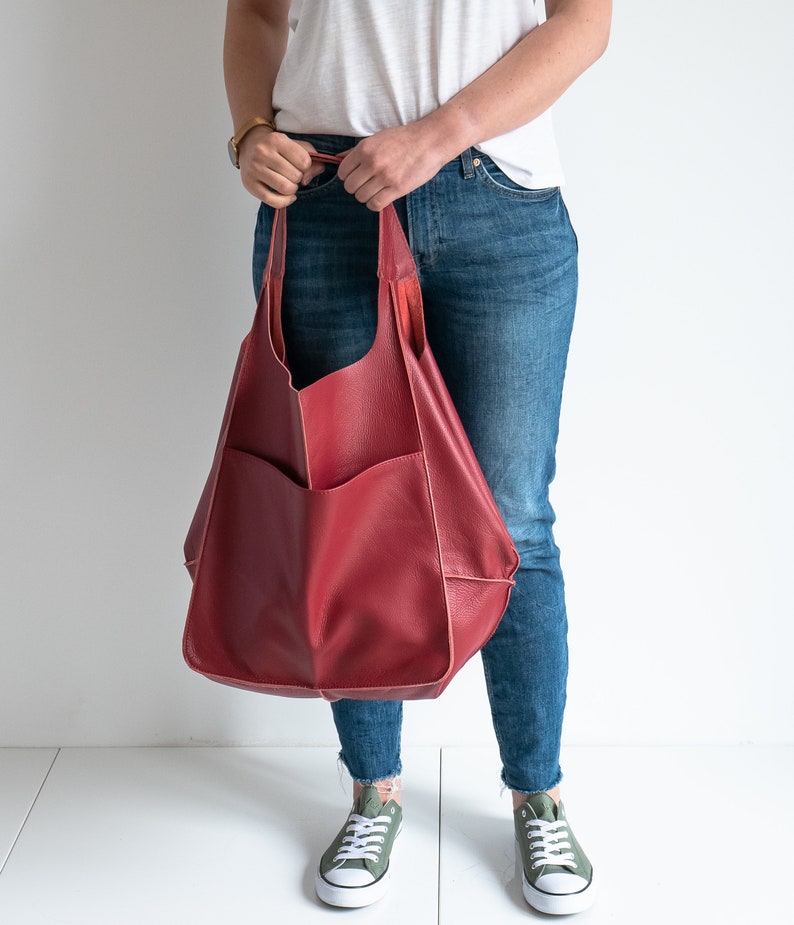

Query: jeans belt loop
[[460, 147, 475, 180]]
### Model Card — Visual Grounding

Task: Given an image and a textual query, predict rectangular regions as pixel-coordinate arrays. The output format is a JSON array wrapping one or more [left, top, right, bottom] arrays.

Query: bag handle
[[265, 152, 426, 363]]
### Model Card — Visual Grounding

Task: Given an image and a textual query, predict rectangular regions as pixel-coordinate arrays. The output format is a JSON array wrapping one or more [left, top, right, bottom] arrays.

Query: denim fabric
[[252, 134, 578, 793]]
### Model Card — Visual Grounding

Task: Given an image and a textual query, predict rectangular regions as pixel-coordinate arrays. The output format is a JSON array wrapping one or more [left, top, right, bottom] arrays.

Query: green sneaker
[[315, 786, 402, 908], [514, 792, 595, 915]]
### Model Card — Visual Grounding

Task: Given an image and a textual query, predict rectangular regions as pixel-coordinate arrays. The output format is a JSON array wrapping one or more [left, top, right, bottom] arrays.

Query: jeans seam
[[480, 652, 511, 781]]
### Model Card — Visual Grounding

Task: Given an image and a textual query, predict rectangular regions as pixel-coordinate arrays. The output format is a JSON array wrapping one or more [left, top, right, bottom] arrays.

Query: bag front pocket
[[184, 447, 452, 692]]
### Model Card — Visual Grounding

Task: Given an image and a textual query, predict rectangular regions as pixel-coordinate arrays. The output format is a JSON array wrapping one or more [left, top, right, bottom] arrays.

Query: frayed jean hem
[[337, 751, 402, 786], [501, 768, 563, 796]]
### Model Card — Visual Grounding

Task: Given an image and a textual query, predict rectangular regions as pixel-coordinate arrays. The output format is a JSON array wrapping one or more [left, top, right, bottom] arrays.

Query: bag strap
[[265, 151, 426, 361]]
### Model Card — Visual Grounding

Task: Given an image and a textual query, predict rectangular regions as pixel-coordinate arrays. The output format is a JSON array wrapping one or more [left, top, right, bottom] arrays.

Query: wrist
[[420, 103, 479, 165], [228, 116, 277, 168]]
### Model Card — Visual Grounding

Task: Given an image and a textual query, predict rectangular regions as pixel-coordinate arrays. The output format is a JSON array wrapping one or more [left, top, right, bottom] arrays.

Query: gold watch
[[228, 117, 277, 168]]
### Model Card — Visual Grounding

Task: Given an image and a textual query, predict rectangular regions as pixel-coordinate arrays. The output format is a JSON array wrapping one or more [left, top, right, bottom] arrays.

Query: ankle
[[353, 777, 402, 806], [512, 785, 560, 811]]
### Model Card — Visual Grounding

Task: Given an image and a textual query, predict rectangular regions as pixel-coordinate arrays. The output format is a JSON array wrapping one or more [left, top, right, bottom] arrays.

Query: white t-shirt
[[272, 0, 565, 189]]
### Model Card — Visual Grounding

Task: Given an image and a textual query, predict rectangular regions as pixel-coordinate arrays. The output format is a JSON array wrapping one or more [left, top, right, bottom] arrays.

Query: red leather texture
[[183, 155, 519, 700]]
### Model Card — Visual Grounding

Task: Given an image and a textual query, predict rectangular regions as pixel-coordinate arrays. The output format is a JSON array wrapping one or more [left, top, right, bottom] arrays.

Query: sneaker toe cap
[[323, 868, 376, 888], [535, 872, 591, 895]]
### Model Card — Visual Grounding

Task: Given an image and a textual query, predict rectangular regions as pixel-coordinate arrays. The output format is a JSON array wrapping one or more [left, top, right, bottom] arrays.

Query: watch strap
[[229, 116, 277, 168]]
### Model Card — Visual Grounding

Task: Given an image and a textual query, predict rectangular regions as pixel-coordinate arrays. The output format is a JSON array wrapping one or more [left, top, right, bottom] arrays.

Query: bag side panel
[[225, 292, 309, 487], [183, 335, 250, 573], [408, 338, 520, 582]]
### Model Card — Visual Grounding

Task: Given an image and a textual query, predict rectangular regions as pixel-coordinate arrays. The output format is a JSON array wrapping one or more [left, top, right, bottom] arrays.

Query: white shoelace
[[334, 813, 393, 863], [525, 818, 577, 870]]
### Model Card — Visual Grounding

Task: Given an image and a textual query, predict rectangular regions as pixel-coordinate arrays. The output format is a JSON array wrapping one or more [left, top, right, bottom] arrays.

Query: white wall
[[1, 2, 791, 748]]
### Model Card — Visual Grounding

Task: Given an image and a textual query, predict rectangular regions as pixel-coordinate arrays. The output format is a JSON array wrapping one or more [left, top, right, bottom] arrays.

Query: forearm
[[223, 1, 323, 205], [223, 0, 288, 133], [422, 0, 612, 163]]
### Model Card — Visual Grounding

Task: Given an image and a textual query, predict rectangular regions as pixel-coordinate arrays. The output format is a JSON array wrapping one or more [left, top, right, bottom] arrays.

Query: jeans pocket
[[476, 154, 559, 201], [294, 165, 342, 197], [285, 131, 354, 198]]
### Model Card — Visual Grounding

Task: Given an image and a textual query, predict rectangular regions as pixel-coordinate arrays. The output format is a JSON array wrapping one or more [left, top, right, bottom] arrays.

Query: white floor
[[0, 746, 791, 924]]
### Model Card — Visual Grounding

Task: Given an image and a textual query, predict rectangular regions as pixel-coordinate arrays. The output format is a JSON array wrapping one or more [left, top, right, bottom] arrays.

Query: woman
[[223, 0, 611, 914]]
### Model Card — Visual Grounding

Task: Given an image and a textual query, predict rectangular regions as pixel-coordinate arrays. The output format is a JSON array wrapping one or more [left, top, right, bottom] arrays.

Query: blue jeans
[[252, 134, 578, 794]]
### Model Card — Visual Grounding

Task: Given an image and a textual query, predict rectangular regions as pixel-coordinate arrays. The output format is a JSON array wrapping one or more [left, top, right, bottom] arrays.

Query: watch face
[[228, 138, 239, 167]]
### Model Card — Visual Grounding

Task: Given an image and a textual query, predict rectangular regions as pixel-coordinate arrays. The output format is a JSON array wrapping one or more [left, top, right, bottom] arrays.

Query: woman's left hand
[[336, 0, 612, 213], [336, 122, 451, 212]]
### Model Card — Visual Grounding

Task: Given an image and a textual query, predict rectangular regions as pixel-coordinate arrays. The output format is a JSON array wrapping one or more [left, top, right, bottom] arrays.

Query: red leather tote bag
[[183, 156, 519, 700]]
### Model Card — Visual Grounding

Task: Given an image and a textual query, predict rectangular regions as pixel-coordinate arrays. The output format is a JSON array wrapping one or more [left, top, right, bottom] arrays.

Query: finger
[[250, 151, 305, 187], [242, 174, 297, 208], [286, 139, 322, 184], [246, 137, 311, 185], [242, 154, 303, 191], [363, 188, 397, 212], [340, 164, 373, 197], [336, 150, 360, 183], [238, 129, 299, 172], [350, 176, 389, 205], [300, 162, 326, 185], [256, 184, 296, 208], [253, 165, 301, 197], [277, 137, 314, 174], [272, 156, 305, 186]]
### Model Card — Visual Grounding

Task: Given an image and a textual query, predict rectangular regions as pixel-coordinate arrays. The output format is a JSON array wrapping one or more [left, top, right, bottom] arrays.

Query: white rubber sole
[[315, 868, 390, 908], [517, 843, 596, 915], [522, 874, 596, 915]]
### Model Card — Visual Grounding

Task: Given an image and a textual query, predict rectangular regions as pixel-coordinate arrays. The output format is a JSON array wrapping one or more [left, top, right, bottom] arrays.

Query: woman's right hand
[[238, 128, 325, 206]]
